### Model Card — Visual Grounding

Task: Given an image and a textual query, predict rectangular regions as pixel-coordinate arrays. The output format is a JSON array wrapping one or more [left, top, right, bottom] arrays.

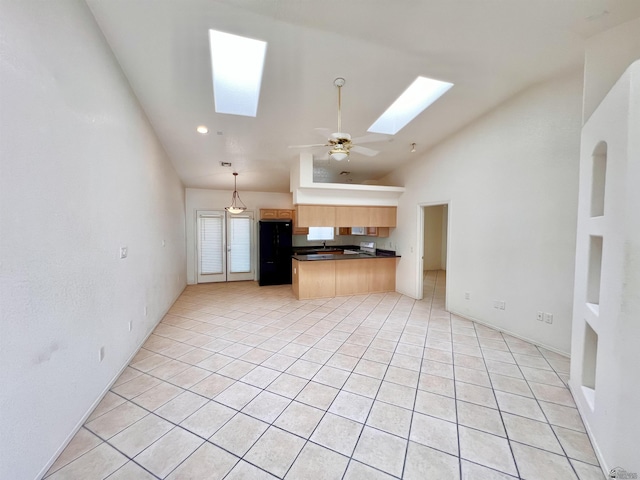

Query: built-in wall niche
[[590, 141, 607, 217], [581, 321, 598, 409], [587, 235, 603, 311]]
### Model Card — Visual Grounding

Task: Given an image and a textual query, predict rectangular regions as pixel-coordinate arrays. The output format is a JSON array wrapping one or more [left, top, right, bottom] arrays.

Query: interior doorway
[[417, 203, 449, 304]]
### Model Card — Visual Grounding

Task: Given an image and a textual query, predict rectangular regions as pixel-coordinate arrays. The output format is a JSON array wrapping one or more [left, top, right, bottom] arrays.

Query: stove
[[343, 241, 376, 256]]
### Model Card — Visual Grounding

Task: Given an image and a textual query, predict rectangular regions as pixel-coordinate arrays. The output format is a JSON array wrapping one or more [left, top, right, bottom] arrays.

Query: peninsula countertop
[[292, 249, 400, 261]]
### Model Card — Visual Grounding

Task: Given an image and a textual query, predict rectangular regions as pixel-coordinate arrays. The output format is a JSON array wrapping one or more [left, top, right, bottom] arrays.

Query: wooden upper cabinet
[[260, 209, 278, 219], [336, 206, 397, 227], [291, 209, 309, 235], [335, 206, 369, 226], [368, 206, 397, 227], [260, 209, 294, 220], [296, 205, 336, 227], [295, 205, 396, 228]]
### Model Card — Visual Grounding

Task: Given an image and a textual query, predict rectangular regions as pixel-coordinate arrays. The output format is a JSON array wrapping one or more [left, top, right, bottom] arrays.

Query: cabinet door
[[297, 260, 336, 299], [335, 259, 369, 295], [291, 210, 309, 235], [336, 206, 368, 226], [369, 207, 397, 227], [260, 209, 278, 219], [368, 258, 396, 292], [277, 209, 293, 219], [296, 205, 336, 227]]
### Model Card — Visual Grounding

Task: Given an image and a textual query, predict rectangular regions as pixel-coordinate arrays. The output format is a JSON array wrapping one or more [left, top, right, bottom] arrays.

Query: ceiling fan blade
[[351, 145, 379, 157], [288, 143, 329, 149], [350, 133, 391, 144]]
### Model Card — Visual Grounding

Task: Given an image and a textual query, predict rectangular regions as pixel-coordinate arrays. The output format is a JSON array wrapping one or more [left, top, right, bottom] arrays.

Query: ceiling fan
[[289, 78, 386, 162]]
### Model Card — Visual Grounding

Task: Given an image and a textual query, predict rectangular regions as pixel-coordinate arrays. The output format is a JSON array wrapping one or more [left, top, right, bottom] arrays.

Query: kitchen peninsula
[[292, 246, 399, 300]]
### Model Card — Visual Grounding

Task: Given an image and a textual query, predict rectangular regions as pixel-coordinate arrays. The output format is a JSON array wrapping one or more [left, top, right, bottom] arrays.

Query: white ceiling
[[86, 0, 640, 193]]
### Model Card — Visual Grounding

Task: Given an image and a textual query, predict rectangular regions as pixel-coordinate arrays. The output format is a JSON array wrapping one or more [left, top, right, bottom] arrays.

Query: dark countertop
[[293, 250, 400, 261]]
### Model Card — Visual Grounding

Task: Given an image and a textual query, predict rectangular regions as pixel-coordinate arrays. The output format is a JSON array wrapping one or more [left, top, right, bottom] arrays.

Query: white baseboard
[[449, 309, 570, 357], [36, 284, 186, 480], [568, 383, 609, 478]]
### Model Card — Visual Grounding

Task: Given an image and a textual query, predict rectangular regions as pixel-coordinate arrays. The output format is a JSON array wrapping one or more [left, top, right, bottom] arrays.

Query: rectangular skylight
[[209, 29, 267, 117], [368, 76, 453, 135]]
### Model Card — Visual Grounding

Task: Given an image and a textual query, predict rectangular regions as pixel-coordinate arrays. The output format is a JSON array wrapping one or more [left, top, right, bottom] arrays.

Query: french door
[[196, 210, 255, 283]]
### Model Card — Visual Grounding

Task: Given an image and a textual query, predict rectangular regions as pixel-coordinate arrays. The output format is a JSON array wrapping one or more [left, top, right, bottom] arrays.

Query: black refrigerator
[[259, 220, 293, 286]]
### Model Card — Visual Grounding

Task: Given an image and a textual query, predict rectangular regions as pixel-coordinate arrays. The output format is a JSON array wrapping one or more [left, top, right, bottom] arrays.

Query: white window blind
[[199, 215, 223, 274], [228, 216, 251, 273], [307, 226, 335, 241]]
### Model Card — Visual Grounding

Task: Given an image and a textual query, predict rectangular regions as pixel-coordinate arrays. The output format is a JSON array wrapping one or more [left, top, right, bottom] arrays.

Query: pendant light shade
[[225, 172, 247, 214]]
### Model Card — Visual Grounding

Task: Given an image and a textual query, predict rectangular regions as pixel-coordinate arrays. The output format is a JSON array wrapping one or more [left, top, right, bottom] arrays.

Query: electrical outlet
[[544, 313, 553, 324], [493, 300, 500, 309], [99, 346, 105, 362], [119, 246, 128, 259], [162, 240, 166, 247], [536, 311, 544, 321], [128, 321, 133, 332], [464, 292, 471, 300], [499, 301, 506, 310]]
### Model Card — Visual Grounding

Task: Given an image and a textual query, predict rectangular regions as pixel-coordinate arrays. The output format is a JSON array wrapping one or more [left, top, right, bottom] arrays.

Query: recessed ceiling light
[[209, 29, 267, 117], [368, 76, 454, 135], [196, 125, 209, 134]]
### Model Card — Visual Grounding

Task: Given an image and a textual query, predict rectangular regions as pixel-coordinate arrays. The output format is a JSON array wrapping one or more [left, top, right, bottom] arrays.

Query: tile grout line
[[400, 270, 439, 479], [472, 318, 522, 479], [56, 279, 598, 480]]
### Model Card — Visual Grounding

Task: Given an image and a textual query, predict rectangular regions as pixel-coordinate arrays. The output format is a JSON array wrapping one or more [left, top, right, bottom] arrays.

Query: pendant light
[[225, 172, 247, 214]]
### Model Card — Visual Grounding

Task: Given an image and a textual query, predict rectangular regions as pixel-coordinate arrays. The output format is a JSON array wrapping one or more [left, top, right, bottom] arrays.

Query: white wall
[[0, 2, 186, 479], [382, 70, 583, 353], [583, 17, 640, 123], [185, 188, 293, 284], [570, 60, 640, 477]]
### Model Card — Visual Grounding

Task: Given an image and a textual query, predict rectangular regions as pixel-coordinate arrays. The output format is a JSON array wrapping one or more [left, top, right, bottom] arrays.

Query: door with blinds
[[196, 210, 255, 283]]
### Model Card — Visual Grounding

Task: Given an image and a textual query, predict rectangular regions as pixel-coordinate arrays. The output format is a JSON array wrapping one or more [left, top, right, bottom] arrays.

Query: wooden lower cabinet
[[368, 257, 396, 292], [293, 257, 396, 300], [292, 259, 335, 299], [335, 260, 370, 295]]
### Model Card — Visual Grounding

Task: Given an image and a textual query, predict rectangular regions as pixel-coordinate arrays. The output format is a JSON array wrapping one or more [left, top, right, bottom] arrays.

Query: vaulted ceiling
[[86, 0, 640, 192]]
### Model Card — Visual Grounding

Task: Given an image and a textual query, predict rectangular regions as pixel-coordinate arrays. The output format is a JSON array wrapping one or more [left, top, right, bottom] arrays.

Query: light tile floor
[[45, 271, 604, 479]]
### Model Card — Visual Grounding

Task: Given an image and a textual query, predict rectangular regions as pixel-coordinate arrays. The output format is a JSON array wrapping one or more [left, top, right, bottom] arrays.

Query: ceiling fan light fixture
[[329, 147, 349, 162], [225, 172, 247, 214]]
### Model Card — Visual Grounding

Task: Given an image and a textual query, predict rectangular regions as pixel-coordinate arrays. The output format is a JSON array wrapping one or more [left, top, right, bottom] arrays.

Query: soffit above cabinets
[[291, 154, 404, 206]]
